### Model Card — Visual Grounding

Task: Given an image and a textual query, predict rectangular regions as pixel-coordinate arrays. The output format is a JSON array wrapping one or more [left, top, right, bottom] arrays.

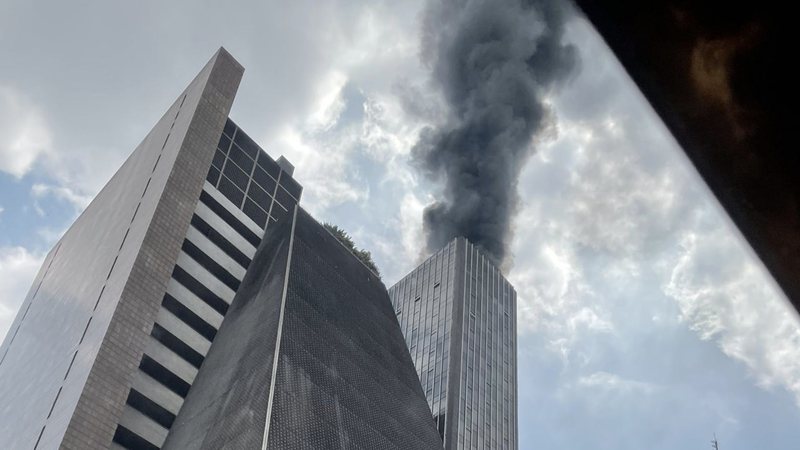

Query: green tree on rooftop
[[323, 222, 381, 278]]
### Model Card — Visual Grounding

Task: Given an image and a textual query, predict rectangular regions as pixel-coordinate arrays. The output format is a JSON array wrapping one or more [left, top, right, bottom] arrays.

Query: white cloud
[[397, 192, 427, 264], [665, 227, 800, 406], [361, 93, 428, 177], [306, 71, 349, 133], [274, 121, 368, 214], [0, 86, 52, 178], [31, 183, 93, 211], [0, 247, 44, 341], [506, 19, 800, 414], [257, 3, 426, 218], [576, 371, 661, 396]]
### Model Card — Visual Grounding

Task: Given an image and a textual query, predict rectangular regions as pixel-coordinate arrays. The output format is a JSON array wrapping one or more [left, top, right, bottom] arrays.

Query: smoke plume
[[413, 0, 579, 265]]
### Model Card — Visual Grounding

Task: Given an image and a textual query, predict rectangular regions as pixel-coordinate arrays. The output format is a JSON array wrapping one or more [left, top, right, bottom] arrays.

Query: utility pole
[[711, 433, 720, 450]]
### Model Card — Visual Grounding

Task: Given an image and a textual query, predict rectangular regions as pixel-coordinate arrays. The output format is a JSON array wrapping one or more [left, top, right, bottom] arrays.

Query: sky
[[1, 1, 799, 449]]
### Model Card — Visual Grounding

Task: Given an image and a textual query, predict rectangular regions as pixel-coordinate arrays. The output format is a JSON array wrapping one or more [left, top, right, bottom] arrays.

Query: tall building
[[0, 49, 303, 449], [163, 206, 444, 449], [388, 238, 518, 450]]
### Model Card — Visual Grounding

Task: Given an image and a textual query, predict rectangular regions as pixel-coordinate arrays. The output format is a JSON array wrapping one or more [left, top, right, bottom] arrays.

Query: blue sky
[[1, 1, 799, 448]]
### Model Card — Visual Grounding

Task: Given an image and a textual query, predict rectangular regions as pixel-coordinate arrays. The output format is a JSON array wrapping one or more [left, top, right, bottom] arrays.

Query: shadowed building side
[[164, 207, 444, 449]]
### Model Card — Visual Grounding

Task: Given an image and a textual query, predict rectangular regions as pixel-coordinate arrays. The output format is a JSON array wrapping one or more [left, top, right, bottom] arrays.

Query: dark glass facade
[[389, 238, 518, 449], [206, 121, 301, 229]]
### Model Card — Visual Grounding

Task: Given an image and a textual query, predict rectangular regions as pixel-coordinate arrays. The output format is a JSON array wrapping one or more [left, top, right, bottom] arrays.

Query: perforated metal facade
[[389, 238, 518, 450], [164, 207, 444, 450]]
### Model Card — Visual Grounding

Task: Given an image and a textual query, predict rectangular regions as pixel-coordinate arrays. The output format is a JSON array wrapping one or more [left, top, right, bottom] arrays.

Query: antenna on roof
[[711, 433, 720, 450]]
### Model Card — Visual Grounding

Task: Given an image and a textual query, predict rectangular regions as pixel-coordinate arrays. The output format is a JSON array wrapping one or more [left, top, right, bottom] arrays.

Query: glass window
[[199, 191, 260, 246], [257, 152, 281, 179], [275, 186, 295, 209], [223, 118, 236, 138], [252, 165, 276, 194], [247, 181, 271, 210], [233, 129, 259, 159], [206, 166, 220, 186], [280, 176, 302, 200], [217, 133, 231, 153], [212, 149, 226, 169], [243, 199, 268, 228], [271, 203, 287, 222], [228, 143, 254, 173], [217, 176, 244, 207], [222, 159, 250, 191]]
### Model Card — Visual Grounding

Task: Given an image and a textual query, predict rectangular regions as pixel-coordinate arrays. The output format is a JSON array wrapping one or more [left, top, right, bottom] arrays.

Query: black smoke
[[413, 0, 579, 265]]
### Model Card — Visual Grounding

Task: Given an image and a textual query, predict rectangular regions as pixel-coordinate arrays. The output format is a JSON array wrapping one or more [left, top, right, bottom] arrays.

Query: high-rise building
[[163, 206, 444, 449], [0, 49, 303, 449], [388, 238, 518, 450]]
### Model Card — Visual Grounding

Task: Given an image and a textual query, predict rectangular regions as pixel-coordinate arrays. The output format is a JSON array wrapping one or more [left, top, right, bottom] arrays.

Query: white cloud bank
[[506, 16, 800, 408], [666, 228, 800, 406], [577, 371, 661, 396]]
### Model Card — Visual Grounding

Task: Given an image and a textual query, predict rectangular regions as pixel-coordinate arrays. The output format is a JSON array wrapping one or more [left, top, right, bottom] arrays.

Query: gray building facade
[[0, 49, 303, 449], [388, 238, 518, 450], [163, 206, 444, 449]]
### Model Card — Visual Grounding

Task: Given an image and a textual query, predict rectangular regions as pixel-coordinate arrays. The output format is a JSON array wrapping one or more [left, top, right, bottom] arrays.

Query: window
[[247, 182, 271, 209], [162, 293, 217, 341], [228, 143, 254, 173], [126, 388, 176, 427], [252, 165, 276, 194], [217, 133, 231, 153], [113, 426, 158, 450], [190, 214, 250, 268], [280, 176, 302, 200], [233, 129, 260, 159], [275, 185, 295, 209], [257, 151, 281, 178], [217, 176, 244, 207], [172, 265, 228, 315], [151, 323, 204, 368], [222, 159, 250, 191], [181, 239, 240, 291], [223, 118, 236, 138], [212, 149, 226, 169], [199, 191, 260, 246], [138, 355, 190, 397], [206, 166, 220, 186], [243, 199, 268, 228], [271, 204, 288, 221]]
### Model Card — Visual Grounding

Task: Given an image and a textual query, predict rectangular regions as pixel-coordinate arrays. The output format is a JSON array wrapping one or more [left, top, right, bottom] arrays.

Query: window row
[[219, 122, 302, 199]]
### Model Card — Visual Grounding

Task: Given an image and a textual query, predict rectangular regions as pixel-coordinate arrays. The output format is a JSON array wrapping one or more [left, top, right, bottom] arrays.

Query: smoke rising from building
[[413, 0, 579, 265]]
